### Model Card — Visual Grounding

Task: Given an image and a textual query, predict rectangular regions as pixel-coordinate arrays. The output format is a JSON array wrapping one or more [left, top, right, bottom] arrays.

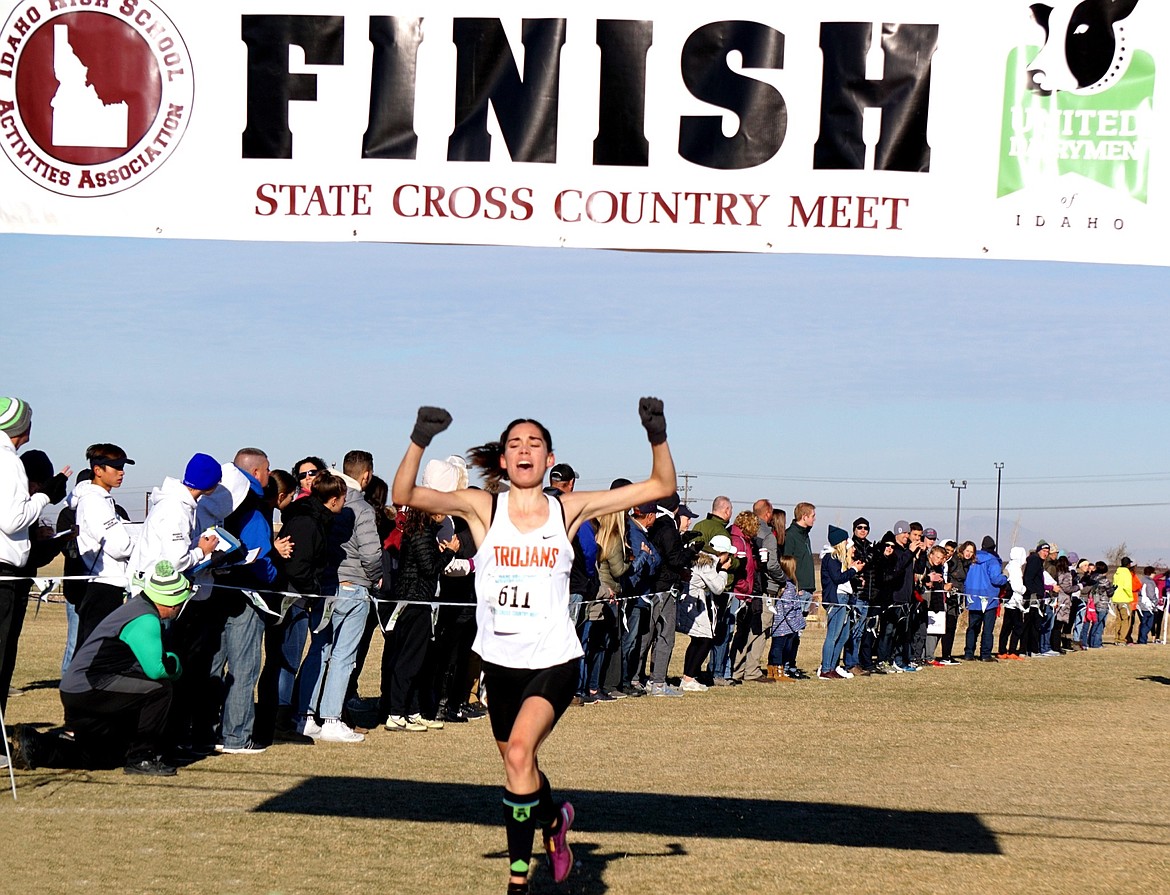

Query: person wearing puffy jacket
[[677, 540, 733, 691], [818, 526, 862, 679], [998, 546, 1027, 658], [963, 536, 1009, 661]]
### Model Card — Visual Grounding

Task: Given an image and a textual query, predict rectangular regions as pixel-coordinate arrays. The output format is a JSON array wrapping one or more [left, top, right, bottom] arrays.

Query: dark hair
[[909, 522, 923, 533], [1095, 560, 1109, 574], [468, 418, 553, 485], [310, 470, 346, 502], [343, 450, 373, 479], [294, 455, 327, 475], [269, 469, 296, 500], [401, 505, 437, 536], [86, 442, 126, 466], [364, 475, 393, 540], [1055, 556, 1070, 575], [1144, 565, 1155, 576], [958, 540, 976, 556]]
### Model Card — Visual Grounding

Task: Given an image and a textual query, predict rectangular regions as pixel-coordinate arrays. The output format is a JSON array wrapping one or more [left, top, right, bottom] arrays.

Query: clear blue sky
[[2, 234, 1166, 563]]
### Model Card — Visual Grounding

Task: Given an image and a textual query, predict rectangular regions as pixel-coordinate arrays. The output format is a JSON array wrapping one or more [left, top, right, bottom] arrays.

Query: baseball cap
[[709, 535, 734, 554], [923, 528, 938, 539], [894, 520, 910, 535], [549, 463, 577, 483]]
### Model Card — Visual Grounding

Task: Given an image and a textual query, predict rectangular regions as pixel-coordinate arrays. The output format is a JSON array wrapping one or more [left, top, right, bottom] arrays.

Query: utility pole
[[679, 473, 696, 506], [950, 480, 967, 543], [994, 462, 1004, 547]]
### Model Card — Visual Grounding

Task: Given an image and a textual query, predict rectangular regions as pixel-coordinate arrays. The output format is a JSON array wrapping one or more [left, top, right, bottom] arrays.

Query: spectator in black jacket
[[643, 491, 690, 693], [381, 505, 457, 731], [56, 468, 92, 672], [844, 517, 874, 674], [877, 522, 916, 671], [1022, 542, 1050, 657], [278, 471, 347, 738]]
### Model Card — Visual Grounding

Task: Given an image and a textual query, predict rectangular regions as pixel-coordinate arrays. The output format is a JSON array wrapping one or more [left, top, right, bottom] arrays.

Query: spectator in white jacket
[[74, 443, 137, 648], [127, 453, 223, 583], [998, 546, 1027, 659], [677, 535, 734, 692], [0, 398, 69, 768]]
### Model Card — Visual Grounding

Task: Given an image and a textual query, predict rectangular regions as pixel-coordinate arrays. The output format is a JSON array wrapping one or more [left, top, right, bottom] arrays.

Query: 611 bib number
[[498, 586, 531, 609]]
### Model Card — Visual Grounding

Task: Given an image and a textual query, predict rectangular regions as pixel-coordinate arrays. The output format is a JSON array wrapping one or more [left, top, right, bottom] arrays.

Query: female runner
[[391, 398, 675, 894]]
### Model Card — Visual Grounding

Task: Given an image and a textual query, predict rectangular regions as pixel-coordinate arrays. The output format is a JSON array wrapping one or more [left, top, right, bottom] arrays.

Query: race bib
[[489, 573, 549, 635]]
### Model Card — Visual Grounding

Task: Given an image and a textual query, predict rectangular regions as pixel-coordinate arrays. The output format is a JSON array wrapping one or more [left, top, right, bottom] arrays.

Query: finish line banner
[[0, 1, 1165, 264]]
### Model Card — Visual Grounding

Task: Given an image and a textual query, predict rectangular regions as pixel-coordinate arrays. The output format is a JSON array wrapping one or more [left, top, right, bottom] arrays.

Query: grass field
[[2, 600, 1169, 895]]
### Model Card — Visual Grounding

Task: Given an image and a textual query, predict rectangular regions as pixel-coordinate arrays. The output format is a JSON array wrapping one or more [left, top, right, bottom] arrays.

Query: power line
[[685, 470, 1170, 486], [707, 499, 1170, 512]]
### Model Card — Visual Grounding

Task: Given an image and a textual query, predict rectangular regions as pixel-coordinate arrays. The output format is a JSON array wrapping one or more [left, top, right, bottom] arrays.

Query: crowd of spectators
[[0, 394, 1164, 776]]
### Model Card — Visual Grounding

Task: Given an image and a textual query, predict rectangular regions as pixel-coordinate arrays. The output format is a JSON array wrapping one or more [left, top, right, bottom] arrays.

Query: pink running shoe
[[543, 801, 575, 883]]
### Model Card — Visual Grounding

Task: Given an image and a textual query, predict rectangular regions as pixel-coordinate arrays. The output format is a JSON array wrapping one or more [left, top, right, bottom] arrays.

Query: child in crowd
[[677, 535, 733, 691], [768, 556, 805, 680]]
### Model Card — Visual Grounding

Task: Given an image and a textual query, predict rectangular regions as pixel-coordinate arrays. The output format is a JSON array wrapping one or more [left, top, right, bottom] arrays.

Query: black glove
[[42, 472, 68, 505], [163, 652, 182, 677], [410, 406, 453, 448], [638, 397, 667, 445]]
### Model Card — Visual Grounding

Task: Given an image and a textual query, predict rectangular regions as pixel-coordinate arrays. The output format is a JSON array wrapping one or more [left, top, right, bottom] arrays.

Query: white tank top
[[472, 491, 583, 669]]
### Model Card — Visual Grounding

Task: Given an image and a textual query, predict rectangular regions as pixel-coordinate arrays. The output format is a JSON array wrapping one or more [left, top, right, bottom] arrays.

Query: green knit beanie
[[143, 560, 192, 607], [0, 397, 32, 436]]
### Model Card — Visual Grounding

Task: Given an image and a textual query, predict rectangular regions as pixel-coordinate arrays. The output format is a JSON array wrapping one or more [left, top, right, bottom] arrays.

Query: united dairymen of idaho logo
[[998, 0, 1154, 202], [0, 0, 192, 197]]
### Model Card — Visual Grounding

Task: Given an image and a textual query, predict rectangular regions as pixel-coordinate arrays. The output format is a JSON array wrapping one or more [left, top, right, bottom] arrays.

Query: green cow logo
[[998, 0, 1154, 202]]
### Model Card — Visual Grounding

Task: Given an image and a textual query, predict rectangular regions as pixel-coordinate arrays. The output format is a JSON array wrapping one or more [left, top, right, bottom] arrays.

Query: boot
[[766, 664, 780, 681]]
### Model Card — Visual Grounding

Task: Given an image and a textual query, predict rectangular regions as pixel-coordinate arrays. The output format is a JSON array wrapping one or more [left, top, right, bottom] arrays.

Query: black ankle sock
[[534, 772, 559, 831], [502, 788, 539, 877], [506, 883, 530, 895]]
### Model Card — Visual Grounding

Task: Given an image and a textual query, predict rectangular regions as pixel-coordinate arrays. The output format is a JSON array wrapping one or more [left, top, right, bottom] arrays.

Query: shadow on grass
[[1137, 675, 1170, 686], [255, 778, 1000, 857], [14, 679, 60, 692]]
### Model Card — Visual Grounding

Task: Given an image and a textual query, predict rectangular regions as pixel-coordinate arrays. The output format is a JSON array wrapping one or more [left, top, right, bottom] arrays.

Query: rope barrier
[[12, 573, 1163, 639]]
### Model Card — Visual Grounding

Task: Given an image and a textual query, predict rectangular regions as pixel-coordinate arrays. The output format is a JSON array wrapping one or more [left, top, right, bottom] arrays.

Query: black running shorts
[[481, 659, 579, 742]]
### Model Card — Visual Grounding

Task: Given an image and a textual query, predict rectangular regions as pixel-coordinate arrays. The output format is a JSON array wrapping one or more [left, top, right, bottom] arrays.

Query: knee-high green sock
[[503, 788, 539, 877]]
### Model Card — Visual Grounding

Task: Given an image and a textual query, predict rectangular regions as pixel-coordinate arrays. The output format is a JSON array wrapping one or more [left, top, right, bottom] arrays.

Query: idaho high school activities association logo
[[0, 0, 193, 197], [998, 0, 1154, 202]]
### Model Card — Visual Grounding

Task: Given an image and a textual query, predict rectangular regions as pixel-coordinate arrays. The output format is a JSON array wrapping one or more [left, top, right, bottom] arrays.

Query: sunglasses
[[297, 469, 320, 480]]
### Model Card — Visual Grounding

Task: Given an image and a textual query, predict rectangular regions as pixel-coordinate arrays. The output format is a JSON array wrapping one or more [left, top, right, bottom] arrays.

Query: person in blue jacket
[[962, 536, 1009, 662]]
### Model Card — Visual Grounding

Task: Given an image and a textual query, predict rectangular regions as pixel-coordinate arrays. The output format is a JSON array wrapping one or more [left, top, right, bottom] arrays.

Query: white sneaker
[[385, 714, 427, 732], [317, 719, 365, 743], [408, 713, 444, 730], [296, 715, 323, 738], [835, 666, 854, 679], [680, 678, 708, 692]]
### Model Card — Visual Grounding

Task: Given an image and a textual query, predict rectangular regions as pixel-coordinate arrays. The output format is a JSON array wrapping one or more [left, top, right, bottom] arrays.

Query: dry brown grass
[[3, 601, 1169, 895]]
